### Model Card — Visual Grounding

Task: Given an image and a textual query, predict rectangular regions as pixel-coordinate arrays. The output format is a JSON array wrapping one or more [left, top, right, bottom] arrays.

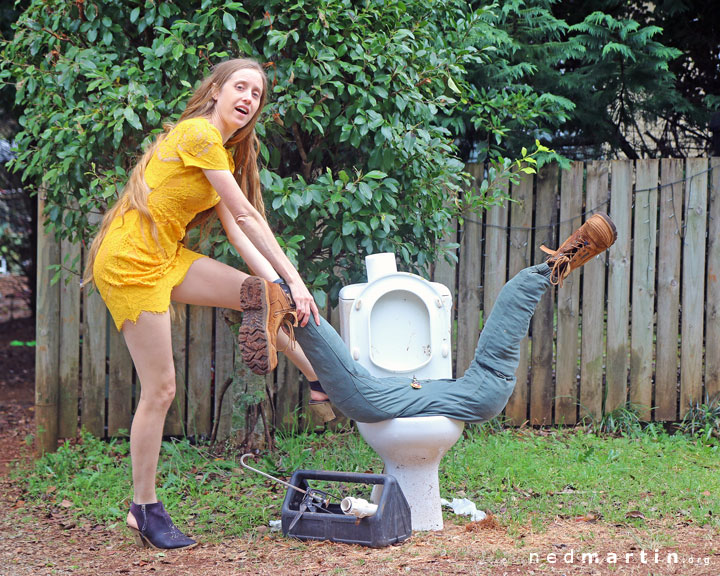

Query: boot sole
[[238, 277, 273, 375], [594, 212, 618, 245]]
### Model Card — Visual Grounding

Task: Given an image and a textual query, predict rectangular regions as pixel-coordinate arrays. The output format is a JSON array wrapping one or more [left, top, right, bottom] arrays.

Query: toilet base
[[357, 417, 465, 532], [373, 462, 445, 531]]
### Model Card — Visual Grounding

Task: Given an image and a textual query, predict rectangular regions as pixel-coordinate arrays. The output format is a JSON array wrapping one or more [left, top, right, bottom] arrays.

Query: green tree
[[2, 0, 543, 304], [0, 0, 35, 312], [458, 0, 700, 160]]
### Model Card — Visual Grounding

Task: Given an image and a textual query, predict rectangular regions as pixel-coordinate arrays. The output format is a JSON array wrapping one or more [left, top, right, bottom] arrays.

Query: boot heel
[[128, 526, 149, 549], [309, 400, 336, 422], [128, 501, 197, 550]]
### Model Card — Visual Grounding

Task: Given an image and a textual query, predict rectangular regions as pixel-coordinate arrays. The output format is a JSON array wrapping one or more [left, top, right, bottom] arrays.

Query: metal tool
[[240, 453, 342, 530]]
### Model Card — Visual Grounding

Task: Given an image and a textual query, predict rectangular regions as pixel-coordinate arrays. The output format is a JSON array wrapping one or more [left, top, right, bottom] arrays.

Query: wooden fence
[[35, 158, 720, 452]]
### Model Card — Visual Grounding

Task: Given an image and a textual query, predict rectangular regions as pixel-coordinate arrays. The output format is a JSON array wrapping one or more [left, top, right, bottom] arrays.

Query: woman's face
[[211, 68, 264, 139]]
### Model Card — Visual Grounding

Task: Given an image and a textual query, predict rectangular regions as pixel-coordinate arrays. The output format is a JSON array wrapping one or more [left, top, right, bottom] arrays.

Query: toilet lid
[[348, 273, 448, 374]]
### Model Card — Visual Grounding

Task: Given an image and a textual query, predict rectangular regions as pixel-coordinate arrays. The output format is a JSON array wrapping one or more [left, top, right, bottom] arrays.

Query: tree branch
[[292, 123, 312, 180]]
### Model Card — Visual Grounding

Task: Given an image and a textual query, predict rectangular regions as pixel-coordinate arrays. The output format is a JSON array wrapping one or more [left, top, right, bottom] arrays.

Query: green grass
[[10, 423, 720, 542]]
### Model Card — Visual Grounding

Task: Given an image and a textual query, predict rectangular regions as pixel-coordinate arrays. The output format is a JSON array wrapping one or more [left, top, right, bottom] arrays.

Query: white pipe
[[341, 497, 378, 518]]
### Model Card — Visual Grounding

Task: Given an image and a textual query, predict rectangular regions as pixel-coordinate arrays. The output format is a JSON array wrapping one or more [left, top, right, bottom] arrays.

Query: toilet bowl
[[339, 254, 465, 531]]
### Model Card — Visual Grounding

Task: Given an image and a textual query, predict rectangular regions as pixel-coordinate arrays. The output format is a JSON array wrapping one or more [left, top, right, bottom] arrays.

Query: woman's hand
[[286, 278, 320, 327]]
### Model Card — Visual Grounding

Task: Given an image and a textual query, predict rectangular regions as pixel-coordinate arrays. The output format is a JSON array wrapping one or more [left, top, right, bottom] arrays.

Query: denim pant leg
[[294, 316, 398, 422], [294, 264, 551, 423], [456, 264, 552, 420]]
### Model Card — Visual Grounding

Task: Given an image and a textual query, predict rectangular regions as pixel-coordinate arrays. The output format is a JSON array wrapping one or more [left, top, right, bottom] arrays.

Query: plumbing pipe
[[341, 497, 378, 518]]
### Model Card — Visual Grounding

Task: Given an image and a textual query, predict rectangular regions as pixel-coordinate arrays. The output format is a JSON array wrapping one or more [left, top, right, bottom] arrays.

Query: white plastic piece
[[269, 519, 282, 531], [440, 498, 487, 522], [340, 497, 378, 518], [365, 253, 397, 283]]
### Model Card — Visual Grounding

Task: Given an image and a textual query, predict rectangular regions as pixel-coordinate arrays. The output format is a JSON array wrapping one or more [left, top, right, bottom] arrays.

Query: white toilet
[[339, 253, 465, 531]]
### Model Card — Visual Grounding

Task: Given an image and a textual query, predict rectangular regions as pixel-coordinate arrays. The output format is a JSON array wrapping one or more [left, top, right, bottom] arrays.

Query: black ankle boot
[[128, 501, 197, 550]]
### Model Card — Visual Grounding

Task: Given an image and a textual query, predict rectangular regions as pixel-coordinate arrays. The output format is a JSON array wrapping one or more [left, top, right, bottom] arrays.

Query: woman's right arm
[[205, 169, 319, 326]]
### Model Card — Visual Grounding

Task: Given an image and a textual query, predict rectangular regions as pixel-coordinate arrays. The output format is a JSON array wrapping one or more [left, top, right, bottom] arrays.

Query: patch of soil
[[1, 481, 718, 576], [0, 308, 718, 575]]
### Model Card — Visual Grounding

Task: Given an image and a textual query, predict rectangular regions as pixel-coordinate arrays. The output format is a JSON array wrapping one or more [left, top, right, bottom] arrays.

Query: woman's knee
[[138, 369, 177, 411]]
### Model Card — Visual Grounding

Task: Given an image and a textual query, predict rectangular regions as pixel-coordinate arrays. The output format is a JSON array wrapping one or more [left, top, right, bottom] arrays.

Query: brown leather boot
[[238, 277, 298, 375], [540, 212, 617, 287]]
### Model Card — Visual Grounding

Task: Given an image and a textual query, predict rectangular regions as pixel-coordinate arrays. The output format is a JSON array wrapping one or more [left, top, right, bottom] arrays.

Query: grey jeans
[[295, 264, 552, 423]]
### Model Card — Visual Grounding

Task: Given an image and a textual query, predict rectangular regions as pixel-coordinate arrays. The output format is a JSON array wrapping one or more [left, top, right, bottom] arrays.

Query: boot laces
[[274, 308, 298, 352], [547, 237, 589, 286]]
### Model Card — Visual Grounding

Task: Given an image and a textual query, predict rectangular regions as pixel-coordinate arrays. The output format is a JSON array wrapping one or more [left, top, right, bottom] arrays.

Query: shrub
[[1, 0, 521, 303]]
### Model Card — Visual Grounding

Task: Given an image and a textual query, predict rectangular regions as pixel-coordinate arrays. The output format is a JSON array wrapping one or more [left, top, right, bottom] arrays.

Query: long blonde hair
[[83, 58, 268, 286]]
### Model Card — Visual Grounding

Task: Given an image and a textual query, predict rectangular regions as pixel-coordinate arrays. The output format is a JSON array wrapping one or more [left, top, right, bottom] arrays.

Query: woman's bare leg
[[122, 311, 175, 529], [171, 257, 326, 400]]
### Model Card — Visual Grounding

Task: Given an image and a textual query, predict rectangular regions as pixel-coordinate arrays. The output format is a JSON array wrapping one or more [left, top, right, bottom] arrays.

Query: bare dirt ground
[[1, 294, 718, 575]]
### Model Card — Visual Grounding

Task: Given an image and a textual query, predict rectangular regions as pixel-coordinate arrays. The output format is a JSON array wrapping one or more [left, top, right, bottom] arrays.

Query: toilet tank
[[339, 257, 453, 379]]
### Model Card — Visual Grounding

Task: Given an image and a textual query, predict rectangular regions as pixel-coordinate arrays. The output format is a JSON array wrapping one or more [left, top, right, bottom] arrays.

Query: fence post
[[35, 194, 60, 454]]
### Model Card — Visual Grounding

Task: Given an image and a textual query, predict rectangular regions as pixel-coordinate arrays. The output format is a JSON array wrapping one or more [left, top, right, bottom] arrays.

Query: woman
[[84, 58, 328, 550]]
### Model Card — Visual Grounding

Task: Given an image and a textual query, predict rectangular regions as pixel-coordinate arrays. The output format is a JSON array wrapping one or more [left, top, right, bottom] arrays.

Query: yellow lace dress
[[93, 117, 234, 331]]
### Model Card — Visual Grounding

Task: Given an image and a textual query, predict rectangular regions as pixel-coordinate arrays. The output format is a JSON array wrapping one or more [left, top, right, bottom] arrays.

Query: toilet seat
[[347, 273, 450, 376]]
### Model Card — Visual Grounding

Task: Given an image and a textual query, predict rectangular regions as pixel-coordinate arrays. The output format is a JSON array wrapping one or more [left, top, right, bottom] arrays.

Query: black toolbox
[[280, 469, 412, 548]]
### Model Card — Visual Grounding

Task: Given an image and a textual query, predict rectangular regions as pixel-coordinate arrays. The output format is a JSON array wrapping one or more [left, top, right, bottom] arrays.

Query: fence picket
[[165, 306, 187, 436], [680, 158, 708, 417], [605, 161, 632, 413], [483, 183, 508, 318], [81, 288, 106, 437], [630, 159, 659, 419], [656, 159, 683, 421], [505, 176, 534, 425], [107, 321, 133, 436], [580, 161, 610, 420], [706, 158, 720, 401], [58, 237, 80, 438], [530, 165, 558, 425], [555, 163, 583, 425], [214, 309, 235, 441], [35, 195, 61, 453], [456, 164, 484, 378], [187, 305, 213, 437]]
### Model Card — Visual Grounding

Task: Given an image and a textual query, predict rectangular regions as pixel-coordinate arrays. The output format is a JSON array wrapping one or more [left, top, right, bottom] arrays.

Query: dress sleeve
[[176, 119, 231, 171]]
